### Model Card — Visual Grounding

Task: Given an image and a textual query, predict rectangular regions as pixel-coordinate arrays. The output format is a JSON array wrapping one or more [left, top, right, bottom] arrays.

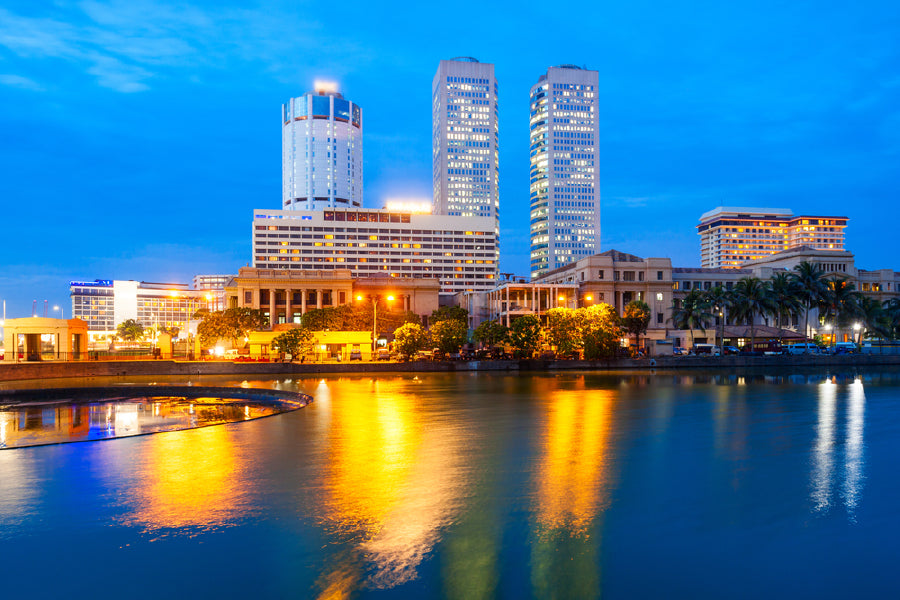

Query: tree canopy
[[270, 327, 315, 358], [622, 300, 651, 351], [430, 318, 469, 353], [545, 307, 583, 356], [116, 319, 145, 341], [393, 322, 429, 359], [430, 305, 468, 324], [473, 319, 509, 348], [197, 308, 268, 347], [508, 314, 542, 358]]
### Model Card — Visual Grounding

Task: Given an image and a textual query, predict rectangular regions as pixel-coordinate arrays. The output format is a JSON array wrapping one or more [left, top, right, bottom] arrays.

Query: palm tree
[[819, 276, 862, 346], [768, 272, 803, 347], [704, 285, 732, 348], [856, 296, 885, 345], [732, 277, 773, 352], [669, 289, 713, 349], [884, 298, 900, 341], [792, 261, 827, 341]]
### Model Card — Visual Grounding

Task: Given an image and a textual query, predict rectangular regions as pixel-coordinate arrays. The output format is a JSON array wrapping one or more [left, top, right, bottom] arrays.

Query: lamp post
[[357, 293, 394, 355], [53, 305, 64, 319]]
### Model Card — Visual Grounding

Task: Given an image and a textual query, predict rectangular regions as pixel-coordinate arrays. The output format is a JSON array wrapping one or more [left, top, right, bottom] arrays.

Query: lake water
[[1, 370, 899, 598]]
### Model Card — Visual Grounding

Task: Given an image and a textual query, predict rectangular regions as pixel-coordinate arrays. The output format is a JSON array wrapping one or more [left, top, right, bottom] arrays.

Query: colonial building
[[224, 267, 440, 326]]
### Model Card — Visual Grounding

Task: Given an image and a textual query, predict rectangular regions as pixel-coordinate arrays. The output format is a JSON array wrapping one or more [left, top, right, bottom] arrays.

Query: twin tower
[[281, 59, 600, 279]]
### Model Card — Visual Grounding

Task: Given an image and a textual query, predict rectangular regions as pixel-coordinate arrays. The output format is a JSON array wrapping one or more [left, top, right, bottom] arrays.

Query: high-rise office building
[[432, 58, 500, 222], [698, 207, 848, 268], [529, 65, 601, 279], [282, 81, 363, 211]]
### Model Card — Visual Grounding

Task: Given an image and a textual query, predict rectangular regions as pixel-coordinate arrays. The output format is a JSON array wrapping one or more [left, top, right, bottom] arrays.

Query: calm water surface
[[1, 370, 899, 598]]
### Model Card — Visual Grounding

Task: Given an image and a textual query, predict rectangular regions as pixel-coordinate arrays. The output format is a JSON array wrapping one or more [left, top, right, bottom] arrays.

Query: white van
[[784, 343, 820, 355], [692, 344, 721, 356]]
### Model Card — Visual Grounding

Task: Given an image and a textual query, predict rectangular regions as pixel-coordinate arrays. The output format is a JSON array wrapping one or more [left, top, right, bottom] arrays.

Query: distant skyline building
[[69, 280, 210, 336], [432, 58, 500, 224], [529, 65, 601, 279], [698, 207, 848, 268], [282, 81, 363, 211]]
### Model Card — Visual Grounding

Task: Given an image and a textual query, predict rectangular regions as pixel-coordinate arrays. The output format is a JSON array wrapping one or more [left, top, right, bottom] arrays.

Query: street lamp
[[53, 305, 64, 319], [357, 293, 394, 354]]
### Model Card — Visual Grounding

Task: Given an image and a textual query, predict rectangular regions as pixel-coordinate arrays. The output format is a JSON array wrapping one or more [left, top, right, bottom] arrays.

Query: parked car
[[673, 347, 686, 356], [722, 346, 740, 355], [375, 348, 391, 361], [349, 347, 363, 361]]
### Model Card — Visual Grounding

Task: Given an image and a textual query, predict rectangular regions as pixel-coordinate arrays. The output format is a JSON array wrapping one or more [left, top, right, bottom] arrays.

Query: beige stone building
[[224, 267, 440, 326], [2, 317, 89, 361]]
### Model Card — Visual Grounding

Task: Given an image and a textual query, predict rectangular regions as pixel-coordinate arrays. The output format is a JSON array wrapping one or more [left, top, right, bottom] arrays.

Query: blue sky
[[1, 0, 898, 318]]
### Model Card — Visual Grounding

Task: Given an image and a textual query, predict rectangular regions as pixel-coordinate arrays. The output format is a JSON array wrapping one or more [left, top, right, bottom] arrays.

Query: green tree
[[116, 319, 145, 341], [704, 285, 732, 348], [473, 319, 509, 348], [197, 308, 268, 348], [544, 307, 583, 356], [819, 276, 862, 346], [393, 322, 429, 359], [856, 296, 884, 345], [732, 277, 773, 352], [768, 272, 803, 347], [669, 289, 713, 349], [508, 314, 542, 358], [580, 303, 621, 360], [792, 261, 827, 341], [622, 300, 651, 353], [429, 318, 469, 354], [271, 327, 315, 359], [430, 305, 469, 324]]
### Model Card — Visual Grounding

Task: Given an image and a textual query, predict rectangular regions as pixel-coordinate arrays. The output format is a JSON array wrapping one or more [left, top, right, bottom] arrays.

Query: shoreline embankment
[[2, 354, 900, 383]]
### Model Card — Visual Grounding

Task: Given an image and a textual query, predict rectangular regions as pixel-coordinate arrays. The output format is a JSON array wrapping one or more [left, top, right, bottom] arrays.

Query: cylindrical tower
[[282, 82, 363, 210]]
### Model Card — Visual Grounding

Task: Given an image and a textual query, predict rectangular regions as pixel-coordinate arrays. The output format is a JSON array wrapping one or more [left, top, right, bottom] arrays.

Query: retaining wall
[[2, 354, 900, 383]]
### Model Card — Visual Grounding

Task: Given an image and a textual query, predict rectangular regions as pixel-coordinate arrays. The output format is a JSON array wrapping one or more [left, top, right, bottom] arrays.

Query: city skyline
[[1, 0, 898, 317]]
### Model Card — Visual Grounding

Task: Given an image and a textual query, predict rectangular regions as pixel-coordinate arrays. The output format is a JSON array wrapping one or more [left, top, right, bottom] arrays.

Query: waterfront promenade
[[2, 353, 899, 382]]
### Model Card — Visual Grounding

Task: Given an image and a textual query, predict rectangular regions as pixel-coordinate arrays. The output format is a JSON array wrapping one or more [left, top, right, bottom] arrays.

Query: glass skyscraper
[[432, 58, 500, 223], [529, 66, 600, 278], [282, 82, 363, 211]]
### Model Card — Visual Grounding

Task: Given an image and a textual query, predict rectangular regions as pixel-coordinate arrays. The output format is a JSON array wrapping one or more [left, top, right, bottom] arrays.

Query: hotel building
[[252, 207, 498, 297], [282, 82, 363, 211], [529, 65, 601, 278], [698, 207, 848, 268], [432, 58, 500, 223], [70, 280, 211, 336]]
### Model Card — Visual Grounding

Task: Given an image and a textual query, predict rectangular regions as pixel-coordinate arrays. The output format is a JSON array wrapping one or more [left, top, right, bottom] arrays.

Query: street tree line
[[670, 261, 900, 349]]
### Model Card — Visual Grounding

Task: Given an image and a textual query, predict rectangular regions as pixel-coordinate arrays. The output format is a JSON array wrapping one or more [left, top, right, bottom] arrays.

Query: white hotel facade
[[282, 82, 363, 211], [252, 208, 498, 297], [529, 65, 601, 279]]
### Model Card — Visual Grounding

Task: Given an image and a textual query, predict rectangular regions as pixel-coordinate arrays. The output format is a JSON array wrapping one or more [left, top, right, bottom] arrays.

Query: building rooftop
[[699, 206, 794, 222]]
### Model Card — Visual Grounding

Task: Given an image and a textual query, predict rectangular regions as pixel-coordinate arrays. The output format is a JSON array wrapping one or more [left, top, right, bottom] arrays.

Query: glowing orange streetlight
[[357, 293, 395, 355]]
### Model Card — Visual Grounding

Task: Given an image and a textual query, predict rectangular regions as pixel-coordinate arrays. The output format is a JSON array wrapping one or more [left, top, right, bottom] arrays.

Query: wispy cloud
[[0, 2, 371, 93], [0, 73, 44, 91]]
